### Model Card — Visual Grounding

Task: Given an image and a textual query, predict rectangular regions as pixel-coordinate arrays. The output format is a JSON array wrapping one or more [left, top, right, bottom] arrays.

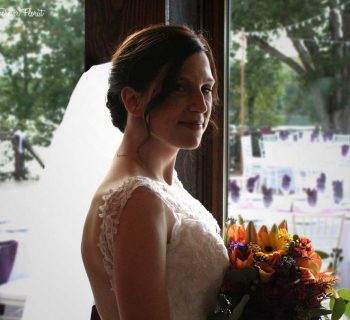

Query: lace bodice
[[98, 173, 229, 320]]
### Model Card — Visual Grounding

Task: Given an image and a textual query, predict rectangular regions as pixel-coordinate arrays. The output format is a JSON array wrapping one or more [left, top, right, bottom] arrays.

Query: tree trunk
[[311, 77, 350, 133], [334, 107, 350, 133], [247, 95, 255, 127]]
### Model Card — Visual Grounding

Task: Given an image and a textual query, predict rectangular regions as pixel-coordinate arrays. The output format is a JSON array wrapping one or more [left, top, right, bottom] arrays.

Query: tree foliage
[[231, 0, 350, 133], [230, 43, 286, 128], [0, 0, 84, 145]]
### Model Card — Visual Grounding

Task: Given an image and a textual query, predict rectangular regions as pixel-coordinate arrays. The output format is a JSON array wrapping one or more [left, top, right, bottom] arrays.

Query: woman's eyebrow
[[178, 76, 215, 84]]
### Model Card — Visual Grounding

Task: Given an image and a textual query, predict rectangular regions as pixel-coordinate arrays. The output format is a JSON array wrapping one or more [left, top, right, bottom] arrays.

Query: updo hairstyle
[[106, 24, 218, 132]]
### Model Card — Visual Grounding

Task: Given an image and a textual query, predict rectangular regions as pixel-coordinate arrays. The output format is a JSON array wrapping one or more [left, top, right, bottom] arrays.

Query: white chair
[[292, 213, 345, 271], [259, 133, 279, 158], [240, 135, 264, 181], [0, 277, 28, 320], [333, 134, 350, 144]]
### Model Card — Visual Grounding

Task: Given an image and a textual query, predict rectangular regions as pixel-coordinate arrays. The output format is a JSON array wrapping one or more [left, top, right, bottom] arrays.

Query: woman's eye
[[174, 83, 185, 92], [202, 86, 213, 95]]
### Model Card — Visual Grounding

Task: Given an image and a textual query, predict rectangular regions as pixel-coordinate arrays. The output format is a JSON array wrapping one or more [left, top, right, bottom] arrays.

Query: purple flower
[[229, 180, 240, 203], [281, 174, 291, 192], [341, 145, 349, 157], [229, 241, 248, 253], [262, 185, 273, 208], [246, 175, 259, 193], [332, 180, 344, 204], [316, 173, 326, 192], [232, 242, 250, 260], [305, 188, 317, 207]]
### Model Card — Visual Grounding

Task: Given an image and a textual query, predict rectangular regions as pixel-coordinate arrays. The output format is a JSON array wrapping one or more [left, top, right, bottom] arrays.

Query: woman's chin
[[179, 139, 203, 150]]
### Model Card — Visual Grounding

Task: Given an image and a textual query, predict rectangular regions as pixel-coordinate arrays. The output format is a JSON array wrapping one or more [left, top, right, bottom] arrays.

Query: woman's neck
[[114, 129, 178, 185]]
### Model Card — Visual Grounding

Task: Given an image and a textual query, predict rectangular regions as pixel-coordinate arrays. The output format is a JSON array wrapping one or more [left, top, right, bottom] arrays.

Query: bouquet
[[208, 217, 350, 320]]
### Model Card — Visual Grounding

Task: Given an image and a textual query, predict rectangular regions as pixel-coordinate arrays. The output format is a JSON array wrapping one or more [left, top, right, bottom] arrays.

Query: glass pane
[[228, 0, 350, 288]]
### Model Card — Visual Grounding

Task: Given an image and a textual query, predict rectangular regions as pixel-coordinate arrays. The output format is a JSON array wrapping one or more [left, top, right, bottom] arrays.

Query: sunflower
[[256, 224, 289, 260], [278, 228, 292, 243]]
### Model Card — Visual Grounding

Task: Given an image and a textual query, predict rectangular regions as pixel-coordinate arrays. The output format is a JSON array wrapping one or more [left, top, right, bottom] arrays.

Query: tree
[[230, 41, 286, 128], [0, 0, 84, 145], [231, 0, 350, 133]]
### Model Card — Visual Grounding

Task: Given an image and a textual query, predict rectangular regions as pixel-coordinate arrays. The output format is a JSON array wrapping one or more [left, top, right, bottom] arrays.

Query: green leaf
[[316, 250, 330, 259], [332, 298, 346, 320], [225, 267, 259, 285], [337, 289, 350, 319], [271, 224, 278, 234], [308, 308, 332, 317], [230, 294, 250, 320], [338, 289, 350, 301]]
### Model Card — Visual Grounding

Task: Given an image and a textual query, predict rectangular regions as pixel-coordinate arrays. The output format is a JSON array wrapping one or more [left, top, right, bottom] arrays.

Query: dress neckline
[[108, 171, 180, 194]]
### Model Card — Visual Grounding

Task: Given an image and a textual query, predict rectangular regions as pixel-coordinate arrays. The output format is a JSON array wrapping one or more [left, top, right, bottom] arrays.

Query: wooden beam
[[85, 0, 167, 70]]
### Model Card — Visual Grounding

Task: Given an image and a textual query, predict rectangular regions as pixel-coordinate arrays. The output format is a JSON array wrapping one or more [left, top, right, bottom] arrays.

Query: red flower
[[229, 243, 254, 269]]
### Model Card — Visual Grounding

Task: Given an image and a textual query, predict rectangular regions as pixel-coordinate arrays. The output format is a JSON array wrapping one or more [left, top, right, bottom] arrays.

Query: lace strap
[[97, 176, 179, 289]]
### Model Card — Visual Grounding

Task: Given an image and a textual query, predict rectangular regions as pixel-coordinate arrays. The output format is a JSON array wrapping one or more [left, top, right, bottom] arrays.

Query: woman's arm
[[113, 186, 171, 320]]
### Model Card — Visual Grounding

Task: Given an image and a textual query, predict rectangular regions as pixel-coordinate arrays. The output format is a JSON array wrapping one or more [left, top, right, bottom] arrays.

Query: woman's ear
[[120, 87, 144, 117]]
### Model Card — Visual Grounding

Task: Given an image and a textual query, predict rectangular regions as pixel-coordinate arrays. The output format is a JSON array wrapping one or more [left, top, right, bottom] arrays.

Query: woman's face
[[148, 51, 215, 150]]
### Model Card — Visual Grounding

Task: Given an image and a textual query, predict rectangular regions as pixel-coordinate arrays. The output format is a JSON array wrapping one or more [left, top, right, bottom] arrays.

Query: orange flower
[[299, 267, 316, 284], [314, 272, 338, 295], [296, 251, 322, 273], [245, 221, 258, 243], [278, 219, 288, 232], [314, 272, 337, 284], [229, 245, 254, 269], [227, 223, 246, 243]]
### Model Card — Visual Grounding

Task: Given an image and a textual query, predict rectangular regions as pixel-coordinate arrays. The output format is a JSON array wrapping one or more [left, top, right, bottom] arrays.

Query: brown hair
[[106, 24, 219, 133]]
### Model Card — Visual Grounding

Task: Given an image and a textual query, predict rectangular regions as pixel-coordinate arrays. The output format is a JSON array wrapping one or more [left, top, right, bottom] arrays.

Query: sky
[[270, 31, 298, 57], [231, 29, 298, 63]]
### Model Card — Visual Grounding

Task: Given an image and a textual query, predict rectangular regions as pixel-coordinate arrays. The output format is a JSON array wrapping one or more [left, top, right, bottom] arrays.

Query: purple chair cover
[[0, 240, 18, 285]]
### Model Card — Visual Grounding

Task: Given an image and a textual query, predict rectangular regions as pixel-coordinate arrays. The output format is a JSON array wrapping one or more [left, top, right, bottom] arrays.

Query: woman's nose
[[188, 90, 208, 113]]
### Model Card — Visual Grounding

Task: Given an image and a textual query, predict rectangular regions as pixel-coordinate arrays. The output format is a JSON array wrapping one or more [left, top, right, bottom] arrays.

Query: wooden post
[[12, 133, 26, 180], [239, 28, 247, 175]]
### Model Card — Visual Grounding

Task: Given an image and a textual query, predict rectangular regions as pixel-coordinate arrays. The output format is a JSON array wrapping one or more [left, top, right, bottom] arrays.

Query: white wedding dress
[[98, 172, 229, 320]]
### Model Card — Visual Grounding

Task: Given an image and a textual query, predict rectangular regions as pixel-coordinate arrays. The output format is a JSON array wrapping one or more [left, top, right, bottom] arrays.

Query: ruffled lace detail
[[98, 173, 229, 319], [98, 176, 180, 289]]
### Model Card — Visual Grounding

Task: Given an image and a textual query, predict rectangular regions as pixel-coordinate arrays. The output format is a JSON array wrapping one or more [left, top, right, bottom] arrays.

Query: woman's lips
[[178, 121, 204, 130]]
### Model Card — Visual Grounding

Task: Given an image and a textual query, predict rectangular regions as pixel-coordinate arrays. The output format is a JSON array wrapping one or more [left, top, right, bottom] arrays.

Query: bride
[[81, 24, 229, 320]]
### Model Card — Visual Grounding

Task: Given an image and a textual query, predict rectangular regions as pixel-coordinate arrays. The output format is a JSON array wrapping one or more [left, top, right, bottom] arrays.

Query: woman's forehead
[[179, 52, 214, 82]]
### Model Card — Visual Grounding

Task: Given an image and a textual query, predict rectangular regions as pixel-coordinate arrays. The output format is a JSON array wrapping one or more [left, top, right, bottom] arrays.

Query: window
[[227, 0, 350, 287]]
